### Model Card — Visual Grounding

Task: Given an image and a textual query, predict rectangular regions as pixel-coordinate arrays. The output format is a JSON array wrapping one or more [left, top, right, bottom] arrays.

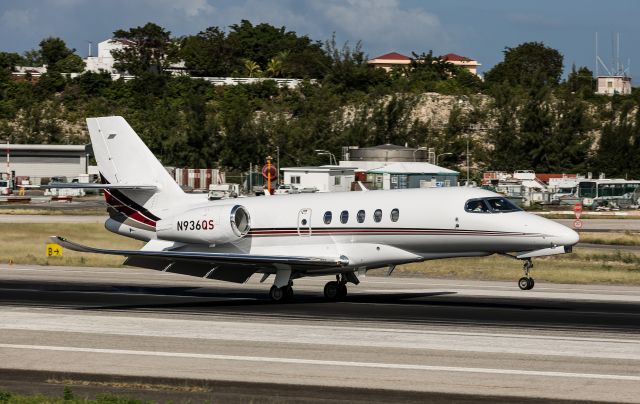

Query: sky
[[1, 0, 640, 76]]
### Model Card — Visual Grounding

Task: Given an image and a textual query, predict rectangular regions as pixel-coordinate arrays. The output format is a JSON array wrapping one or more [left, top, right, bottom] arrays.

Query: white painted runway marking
[[1, 343, 639, 382], [1, 312, 640, 360]]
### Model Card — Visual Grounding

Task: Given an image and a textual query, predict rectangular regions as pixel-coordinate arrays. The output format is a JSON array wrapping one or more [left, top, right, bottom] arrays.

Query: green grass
[[1, 223, 143, 267], [390, 248, 640, 285], [578, 231, 640, 246], [0, 388, 150, 403]]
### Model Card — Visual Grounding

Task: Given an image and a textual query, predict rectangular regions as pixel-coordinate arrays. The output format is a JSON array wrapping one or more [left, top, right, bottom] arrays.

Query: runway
[[0, 265, 639, 402]]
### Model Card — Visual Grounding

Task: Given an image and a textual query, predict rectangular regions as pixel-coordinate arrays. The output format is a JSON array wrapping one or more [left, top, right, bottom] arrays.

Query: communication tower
[[595, 32, 632, 95]]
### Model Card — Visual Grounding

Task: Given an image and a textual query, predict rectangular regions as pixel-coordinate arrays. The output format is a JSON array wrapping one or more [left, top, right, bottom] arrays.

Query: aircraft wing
[[50, 236, 349, 283], [40, 183, 157, 190]]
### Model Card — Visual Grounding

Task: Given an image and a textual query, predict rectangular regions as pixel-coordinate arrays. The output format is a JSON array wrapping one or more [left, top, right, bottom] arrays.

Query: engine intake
[[156, 204, 251, 245]]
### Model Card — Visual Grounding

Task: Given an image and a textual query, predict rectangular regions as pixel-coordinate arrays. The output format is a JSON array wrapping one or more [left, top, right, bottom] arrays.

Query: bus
[[577, 179, 640, 208]]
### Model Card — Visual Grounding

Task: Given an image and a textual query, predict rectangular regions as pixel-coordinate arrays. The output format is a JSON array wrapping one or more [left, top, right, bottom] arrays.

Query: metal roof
[[4, 144, 87, 152], [367, 162, 459, 175]]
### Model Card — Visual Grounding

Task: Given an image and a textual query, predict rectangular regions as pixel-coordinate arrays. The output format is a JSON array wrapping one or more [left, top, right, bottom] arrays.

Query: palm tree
[[266, 57, 283, 78], [243, 59, 262, 77]]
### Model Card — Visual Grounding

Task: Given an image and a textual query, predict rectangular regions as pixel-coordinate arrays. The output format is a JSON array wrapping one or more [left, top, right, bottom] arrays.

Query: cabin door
[[297, 208, 312, 236]]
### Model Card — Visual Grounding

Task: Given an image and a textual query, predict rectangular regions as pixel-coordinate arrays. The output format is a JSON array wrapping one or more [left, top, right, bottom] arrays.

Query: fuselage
[[106, 187, 579, 270]]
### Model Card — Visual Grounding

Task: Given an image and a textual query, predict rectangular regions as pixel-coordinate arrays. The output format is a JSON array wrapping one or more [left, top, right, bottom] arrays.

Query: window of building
[[373, 209, 382, 223], [291, 176, 301, 184], [357, 210, 365, 223], [334, 176, 341, 186], [390, 208, 399, 222], [340, 210, 349, 224], [323, 211, 332, 224]]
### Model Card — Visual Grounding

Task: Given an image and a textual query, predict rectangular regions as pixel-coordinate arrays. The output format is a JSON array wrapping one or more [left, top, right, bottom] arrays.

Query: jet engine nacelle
[[156, 204, 251, 245]]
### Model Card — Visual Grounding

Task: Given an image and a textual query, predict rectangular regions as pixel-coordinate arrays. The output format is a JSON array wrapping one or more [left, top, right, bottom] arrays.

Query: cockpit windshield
[[465, 197, 521, 213]]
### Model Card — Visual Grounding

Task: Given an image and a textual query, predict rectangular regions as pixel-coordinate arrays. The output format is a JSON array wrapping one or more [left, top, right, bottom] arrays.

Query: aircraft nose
[[554, 223, 580, 247]]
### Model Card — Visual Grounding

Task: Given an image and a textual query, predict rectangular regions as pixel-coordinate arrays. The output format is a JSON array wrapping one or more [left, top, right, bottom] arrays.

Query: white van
[[0, 179, 12, 195]]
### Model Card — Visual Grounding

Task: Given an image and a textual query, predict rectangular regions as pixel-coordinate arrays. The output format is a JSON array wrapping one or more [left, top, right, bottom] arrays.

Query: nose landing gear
[[518, 259, 535, 290]]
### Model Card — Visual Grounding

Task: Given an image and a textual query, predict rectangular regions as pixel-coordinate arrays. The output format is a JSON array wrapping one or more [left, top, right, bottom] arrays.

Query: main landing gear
[[518, 258, 535, 290], [323, 276, 348, 300], [269, 282, 294, 302]]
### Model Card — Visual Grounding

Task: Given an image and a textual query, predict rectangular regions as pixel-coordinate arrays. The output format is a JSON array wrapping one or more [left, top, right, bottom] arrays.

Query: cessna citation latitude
[[50, 116, 579, 302]]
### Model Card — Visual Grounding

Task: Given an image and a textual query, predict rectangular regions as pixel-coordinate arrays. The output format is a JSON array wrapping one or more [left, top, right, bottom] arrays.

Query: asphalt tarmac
[[0, 264, 639, 403]]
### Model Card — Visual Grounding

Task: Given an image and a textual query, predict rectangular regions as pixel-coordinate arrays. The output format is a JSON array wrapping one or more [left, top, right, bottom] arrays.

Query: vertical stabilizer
[[87, 116, 184, 219]]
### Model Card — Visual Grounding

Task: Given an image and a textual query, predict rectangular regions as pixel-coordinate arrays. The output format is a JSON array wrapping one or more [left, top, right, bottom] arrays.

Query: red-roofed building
[[367, 52, 412, 72], [441, 53, 481, 76]]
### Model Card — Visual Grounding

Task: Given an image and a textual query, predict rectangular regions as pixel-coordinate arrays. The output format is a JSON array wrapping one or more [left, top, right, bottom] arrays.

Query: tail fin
[[87, 116, 184, 220]]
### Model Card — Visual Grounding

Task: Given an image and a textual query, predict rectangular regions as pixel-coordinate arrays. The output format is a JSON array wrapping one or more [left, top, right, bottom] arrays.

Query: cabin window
[[373, 209, 382, 223], [323, 211, 332, 224], [485, 197, 521, 212], [357, 210, 365, 223], [340, 210, 349, 224], [465, 197, 521, 213], [390, 208, 399, 222], [465, 199, 490, 213]]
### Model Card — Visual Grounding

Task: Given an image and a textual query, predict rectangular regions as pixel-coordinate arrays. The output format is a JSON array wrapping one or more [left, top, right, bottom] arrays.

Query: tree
[[112, 22, 178, 75], [227, 20, 329, 78], [323, 36, 388, 93], [39, 37, 74, 67], [266, 56, 284, 78], [0, 52, 24, 72], [22, 49, 43, 66], [243, 59, 262, 77], [180, 27, 234, 76], [485, 42, 563, 88], [54, 54, 85, 73], [566, 65, 594, 98]]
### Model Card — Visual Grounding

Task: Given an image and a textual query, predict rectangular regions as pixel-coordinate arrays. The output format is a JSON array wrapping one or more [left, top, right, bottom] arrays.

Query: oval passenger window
[[373, 209, 382, 223], [390, 208, 399, 222], [340, 210, 349, 224], [323, 211, 332, 224]]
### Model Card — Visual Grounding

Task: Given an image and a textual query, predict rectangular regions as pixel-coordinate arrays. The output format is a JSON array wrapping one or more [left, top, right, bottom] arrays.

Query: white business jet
[[50, 116, 579, 302]]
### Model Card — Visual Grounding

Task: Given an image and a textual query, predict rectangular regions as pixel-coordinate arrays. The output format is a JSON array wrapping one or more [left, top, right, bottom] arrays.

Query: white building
[[365, 162, 459, 190], [85, 39, 134, 73], [596, 75, 632, 95], [281, 166, 356, 192], [2, 144, 88, 185]]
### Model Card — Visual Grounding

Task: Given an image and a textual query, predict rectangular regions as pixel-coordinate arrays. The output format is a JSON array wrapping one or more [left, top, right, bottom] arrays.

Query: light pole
[[275, 146, 280, 185], [413, 146, 427, 162], [436, 152, 452, 166], [315, 149, 337, 165]]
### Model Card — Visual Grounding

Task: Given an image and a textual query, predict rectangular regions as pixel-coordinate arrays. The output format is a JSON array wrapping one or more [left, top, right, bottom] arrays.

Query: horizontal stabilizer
[[40, 183, 157, 190], [49, 236, 348, 268]]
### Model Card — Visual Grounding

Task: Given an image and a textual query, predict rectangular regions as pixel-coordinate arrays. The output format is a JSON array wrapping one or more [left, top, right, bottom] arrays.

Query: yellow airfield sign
[[46, 243, 63, 257]]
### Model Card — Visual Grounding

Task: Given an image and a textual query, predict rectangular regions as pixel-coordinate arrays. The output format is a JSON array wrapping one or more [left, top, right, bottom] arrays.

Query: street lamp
[[315, 149, 337, 165], [436, 152, 452, 166], [413, 146, 427, 162]]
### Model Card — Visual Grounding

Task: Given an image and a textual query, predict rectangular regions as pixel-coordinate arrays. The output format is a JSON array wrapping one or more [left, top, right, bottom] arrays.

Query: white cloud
[[310, 0, 445, 54], [0, 8, 33, 29], [144, 0, 215, 18]]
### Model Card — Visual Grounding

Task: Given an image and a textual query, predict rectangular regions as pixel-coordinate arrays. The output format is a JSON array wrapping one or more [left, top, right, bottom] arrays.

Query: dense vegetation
[[0, 21, 639, 180]]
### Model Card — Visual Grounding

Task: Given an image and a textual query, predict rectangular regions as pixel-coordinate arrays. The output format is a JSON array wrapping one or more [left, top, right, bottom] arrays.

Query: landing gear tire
[[270, 285, 293, 302], [324, 281, 340, 300], [518, 277, 535, 290]]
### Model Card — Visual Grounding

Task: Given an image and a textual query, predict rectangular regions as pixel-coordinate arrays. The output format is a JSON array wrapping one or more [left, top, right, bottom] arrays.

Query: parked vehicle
[[274, 184, 299, 194]]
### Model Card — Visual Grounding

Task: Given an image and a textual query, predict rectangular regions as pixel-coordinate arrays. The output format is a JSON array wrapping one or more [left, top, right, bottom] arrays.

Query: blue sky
[[1, 0, 639, 76]]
